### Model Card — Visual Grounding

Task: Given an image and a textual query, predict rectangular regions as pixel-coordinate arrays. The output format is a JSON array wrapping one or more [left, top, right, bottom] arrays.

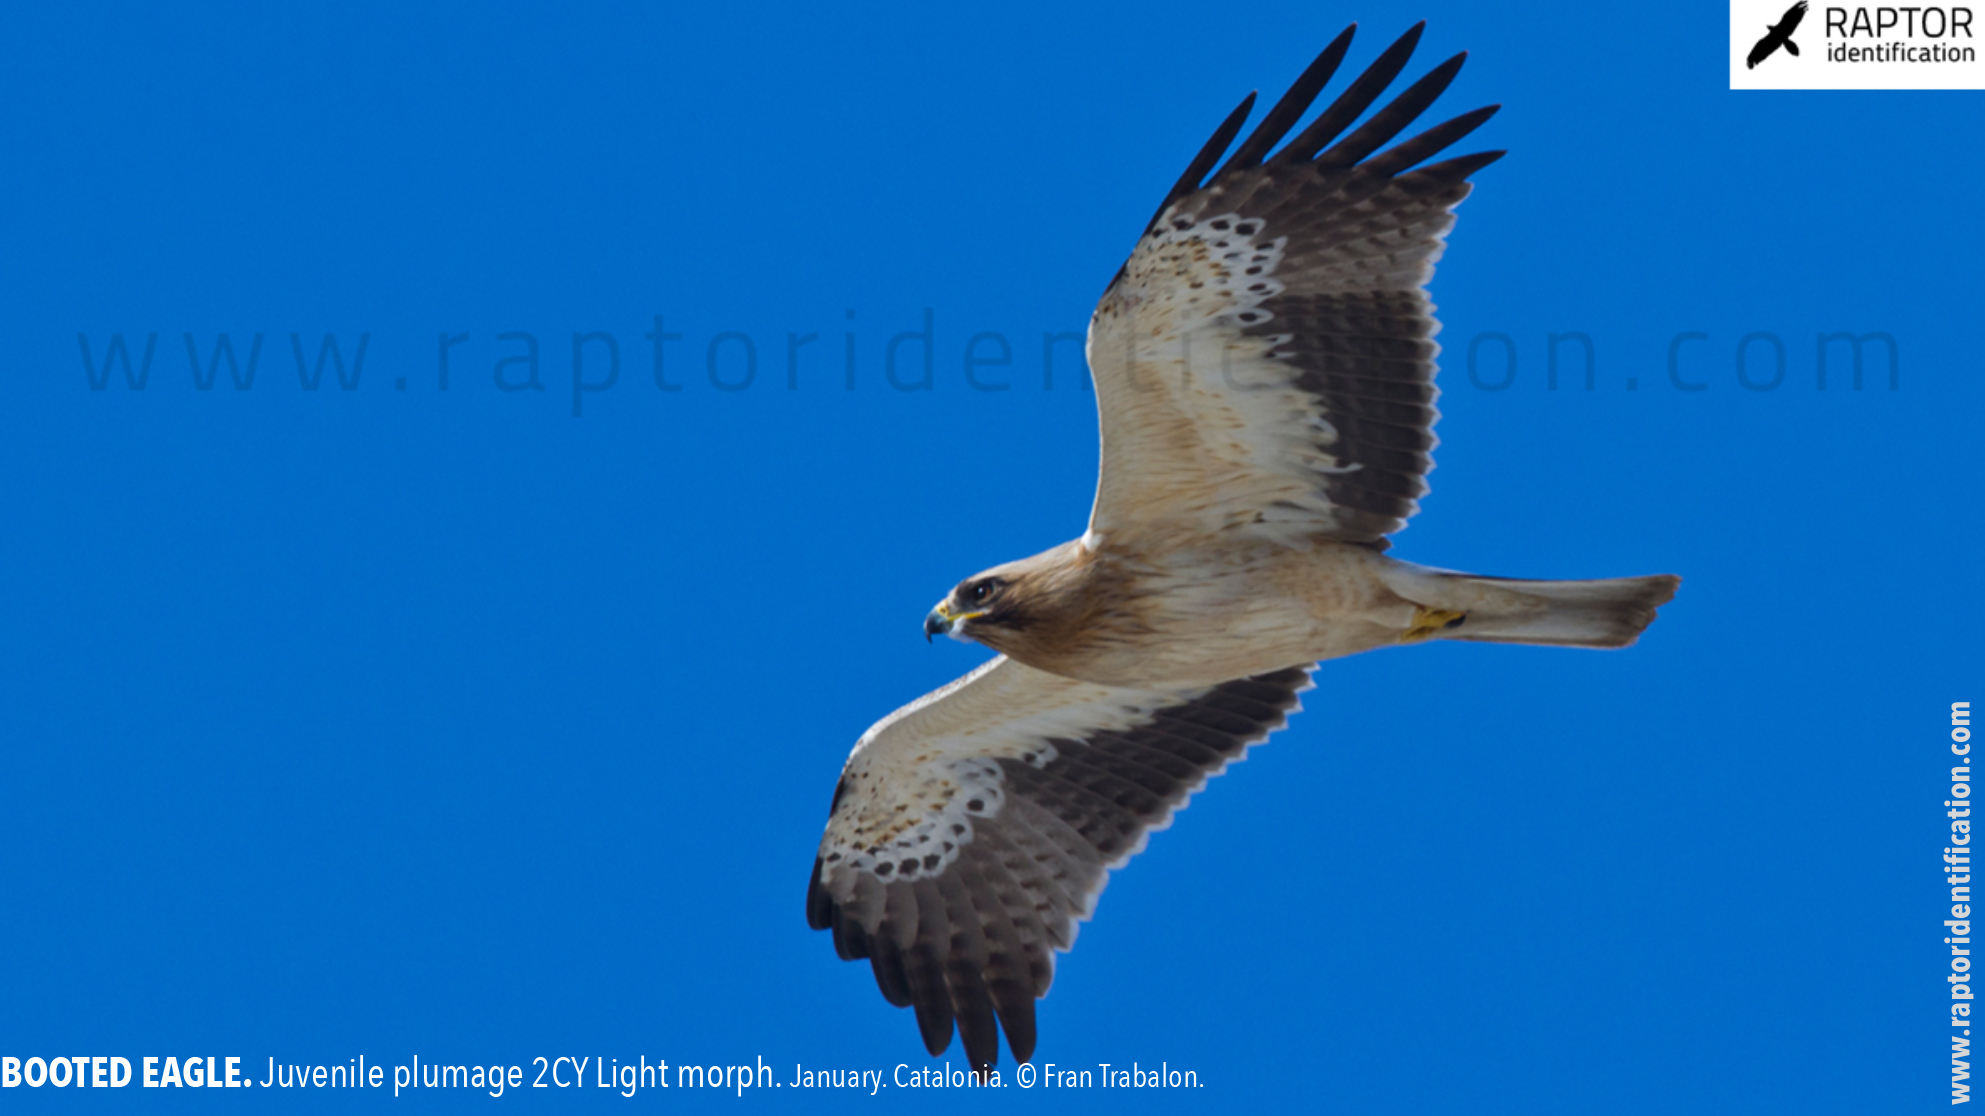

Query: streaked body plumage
[[806, 22, 1679, 1073]]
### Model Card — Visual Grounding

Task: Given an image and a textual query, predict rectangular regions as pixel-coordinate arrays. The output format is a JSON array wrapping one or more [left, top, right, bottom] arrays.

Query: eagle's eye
[[968, 579, 1001, 605]]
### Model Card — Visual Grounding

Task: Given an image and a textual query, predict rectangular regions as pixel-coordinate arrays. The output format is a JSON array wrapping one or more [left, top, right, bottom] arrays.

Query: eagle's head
[[924, 573, 1025, 646], [922, 540, 1095, 658]]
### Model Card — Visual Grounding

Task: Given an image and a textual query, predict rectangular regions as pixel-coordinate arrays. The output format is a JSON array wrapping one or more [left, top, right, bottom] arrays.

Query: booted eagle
[[807, 22, 1678, 1073]]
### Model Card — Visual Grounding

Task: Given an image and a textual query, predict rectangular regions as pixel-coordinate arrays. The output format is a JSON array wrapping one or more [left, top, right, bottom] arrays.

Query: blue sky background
[[0, 1, 1976, 1112]]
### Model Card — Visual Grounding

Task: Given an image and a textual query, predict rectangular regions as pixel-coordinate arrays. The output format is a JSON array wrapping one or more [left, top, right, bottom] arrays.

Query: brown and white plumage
[[809, 22, 1679, 1073], [807, 657, 1312, 1071], [1088, 23, 1492, 553]]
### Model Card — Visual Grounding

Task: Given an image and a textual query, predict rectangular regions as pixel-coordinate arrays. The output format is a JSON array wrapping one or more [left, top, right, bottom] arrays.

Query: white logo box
[[1731, 1, 1985, 88]]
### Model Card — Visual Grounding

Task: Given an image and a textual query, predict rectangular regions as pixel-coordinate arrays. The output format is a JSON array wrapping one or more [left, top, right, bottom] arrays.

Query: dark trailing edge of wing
[[1140, 22, 1502, 239], [807, 667, 1314, 1075]]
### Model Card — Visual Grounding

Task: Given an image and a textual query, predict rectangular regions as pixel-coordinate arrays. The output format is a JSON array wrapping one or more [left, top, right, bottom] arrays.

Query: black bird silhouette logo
[[1748, 1, 1808, 67]]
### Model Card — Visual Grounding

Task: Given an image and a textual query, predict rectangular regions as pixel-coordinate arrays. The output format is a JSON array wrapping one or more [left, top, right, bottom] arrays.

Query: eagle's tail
[[1385, 568, 1681, 649], [1785, 39, 1800, 55]]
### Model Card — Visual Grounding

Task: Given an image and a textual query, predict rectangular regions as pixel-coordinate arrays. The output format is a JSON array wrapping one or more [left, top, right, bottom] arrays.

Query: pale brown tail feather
[[1439, 573, 1681, 649]]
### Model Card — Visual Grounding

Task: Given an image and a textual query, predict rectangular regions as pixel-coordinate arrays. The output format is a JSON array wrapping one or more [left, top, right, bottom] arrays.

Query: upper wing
[[806, 655, 1313, 1072], [1085, 23, 1502, 550]]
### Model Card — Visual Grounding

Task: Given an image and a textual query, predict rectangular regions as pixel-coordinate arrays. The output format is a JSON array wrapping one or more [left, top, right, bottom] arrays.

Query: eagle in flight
[[1747, 1, 1808, 68], [807, 22, 1679, 1073]]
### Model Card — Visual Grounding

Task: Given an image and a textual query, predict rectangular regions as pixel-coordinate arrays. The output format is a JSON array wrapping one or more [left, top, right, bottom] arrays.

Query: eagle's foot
[[1401, 606, 1467, 642]]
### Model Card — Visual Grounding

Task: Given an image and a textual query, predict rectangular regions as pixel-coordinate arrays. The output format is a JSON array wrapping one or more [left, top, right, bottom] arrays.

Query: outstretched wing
[[1086, 23, 1501, 551], [806, 656, 1313, 1072]]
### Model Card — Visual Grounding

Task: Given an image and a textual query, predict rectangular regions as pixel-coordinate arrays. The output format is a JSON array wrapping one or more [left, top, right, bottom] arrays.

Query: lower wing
[[807, 655, 1315, 1071]]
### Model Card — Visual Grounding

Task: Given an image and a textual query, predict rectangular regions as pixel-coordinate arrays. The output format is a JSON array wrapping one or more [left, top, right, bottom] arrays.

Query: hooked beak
[[923, 601, 984, 642]]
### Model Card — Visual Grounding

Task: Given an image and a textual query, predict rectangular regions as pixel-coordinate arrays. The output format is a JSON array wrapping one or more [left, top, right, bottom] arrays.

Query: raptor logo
[[1748, 0, 1809, 66]]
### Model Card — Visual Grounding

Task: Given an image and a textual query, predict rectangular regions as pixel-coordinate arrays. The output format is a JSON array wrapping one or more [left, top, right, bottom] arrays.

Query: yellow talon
[[1401, 607, 1467, 643]]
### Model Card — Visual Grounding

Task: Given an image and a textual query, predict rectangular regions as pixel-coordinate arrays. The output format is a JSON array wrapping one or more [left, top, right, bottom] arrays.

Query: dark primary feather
[[1141, 24, 1358, 236], [1147, 92, 1257, 239], [807, 667, 1313, 1073], [1218, 24, 1357, 174], [1316, 50, 1467, 169], [1275, 22, 1429, 165]]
